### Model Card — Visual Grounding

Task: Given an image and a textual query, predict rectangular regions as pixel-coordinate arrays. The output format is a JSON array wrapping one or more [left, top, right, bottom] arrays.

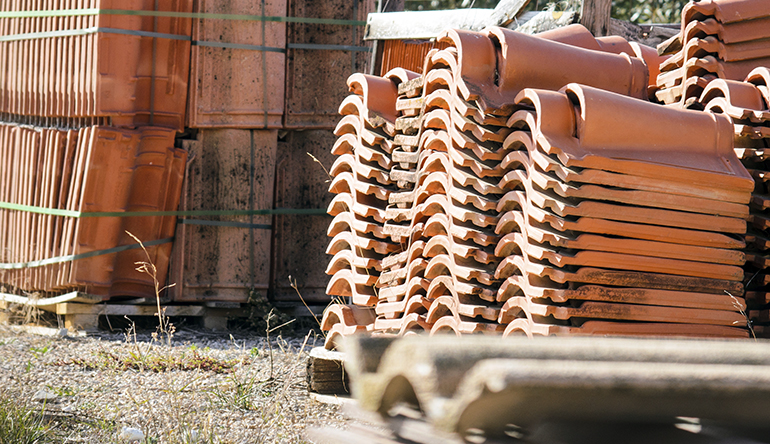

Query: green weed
[[0, 393, 51, 444]]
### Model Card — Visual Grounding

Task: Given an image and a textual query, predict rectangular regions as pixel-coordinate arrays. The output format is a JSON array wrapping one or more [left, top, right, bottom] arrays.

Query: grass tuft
[[0, 392, 51, 444], [53, 349, 243, 374]]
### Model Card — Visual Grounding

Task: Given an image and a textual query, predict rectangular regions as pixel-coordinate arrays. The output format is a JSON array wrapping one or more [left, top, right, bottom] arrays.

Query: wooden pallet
[[0, 292, 245, 331], [307, 347, 349, 395]]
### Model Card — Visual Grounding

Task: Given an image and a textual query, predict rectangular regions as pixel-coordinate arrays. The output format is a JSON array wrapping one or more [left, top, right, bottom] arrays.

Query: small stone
[[32, 388, 57, 402], [118, 427, 145, 443]]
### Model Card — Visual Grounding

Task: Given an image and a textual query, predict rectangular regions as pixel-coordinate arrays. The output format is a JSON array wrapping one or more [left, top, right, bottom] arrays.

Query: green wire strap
[[0, 26, 371, 52], [0, 237, 173, 269], [0, 9, 367, 26], [0, 201, 327, 218]]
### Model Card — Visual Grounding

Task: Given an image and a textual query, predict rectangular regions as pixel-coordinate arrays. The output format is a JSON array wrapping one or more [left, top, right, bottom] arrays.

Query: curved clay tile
[[449, 125, 510, 161], [682, 0, 770, 26], [323, 324, 345, 350], [425, 296, 460, 323], [326, 230, 400, 256], [595, 35, 635, 57], [429, 317, 463, 336], [421, 180, 498, 214], [335, 137, 393, 169], [325, 248, 382, 275], [526, 160, 749, 219], [384, 67, 421, 86], [328, 172, 390, 201], [500, 147, 531, 170], [523, 193, 745, 244], [399, 312, 431, 335], [535, 24, 600, 51], [496, 168, 528, 192], [347, 73, 398, 127], [424, 283, 500, 322], [700, 79, 770, 122], [425, 274, 497, 302], [404, 294, 432, 315], [424, 68, 454, 95], [333, 114, 393, 150], [521, 237, 744, 281], [423, 212, 499, 247], [498, 275, 746, 311], [629, 41, 669, 90], [452, 107, 512, 142], [330, 153, 391, 185], [423, 108, 451, 130], [331, 132, 356, 155], [436, 29, 497, 108], [746, 66, 770, 105], [494, 253, 744, 295], [535, 84, 754, 191], [496, 200, 745, 267], [424, 88, 452, 113], [327, 211, 388, 240], [681, 16, 770, 46], [578, 321, 749, 338], [424, 254, 496, 286], [415, 193, 499, 228], [528, 147, 748, 204], [485, 27, 648, 103], [502, 318, 748, 338], [429, 48, 459, 74], [501, 294, 745, 326], [495, 207, 527, 235], [659, 51, 683, 76], [685, 55, 770, 84], [321, 303, 376, 331], [424, 233, 497, 264], [326, 270, 378, 306], [502, 318, 543, 338], [373, 316, 404, 332], [527, 223, 744, 266], [500, 132, 534, 162], [685, 36, 770, 63], [447, 148, 505, 178], [657, 65, 684, 89], [328, 193, 388, 223], [526, 203, 746, 249], [377, 276, 429, 303]]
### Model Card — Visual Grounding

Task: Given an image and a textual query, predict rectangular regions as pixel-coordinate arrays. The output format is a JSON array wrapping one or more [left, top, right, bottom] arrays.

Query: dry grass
[[0, 323, 344, 443]]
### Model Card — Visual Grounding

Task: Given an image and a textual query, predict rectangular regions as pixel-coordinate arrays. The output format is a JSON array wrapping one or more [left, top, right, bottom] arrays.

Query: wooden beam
[[488, 0, 532, 27], [0, 291, 101, 307], [580, 0, 612, 36]]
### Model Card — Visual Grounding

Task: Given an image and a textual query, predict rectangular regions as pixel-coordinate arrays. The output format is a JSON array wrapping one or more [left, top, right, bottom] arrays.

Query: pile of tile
[[320, 24, 757, 348], [323, 73, 400, 343], [498, 83, 750, 339], [693, 67, 770, 334], [655, 0, 770, 107], [0, 0, 192, 129], [0, 125, 185, 297], [0, 3, 191, 298], [323, 335, 770, 443]]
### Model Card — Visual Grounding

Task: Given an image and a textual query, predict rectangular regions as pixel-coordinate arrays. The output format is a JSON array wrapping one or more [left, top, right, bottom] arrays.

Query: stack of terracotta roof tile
[[498, 83, 750, 339], [0, 0, 192, 130], [323, 73, 400, 343], [324, 26, 732, 346], [655, 0, 770, 107], [0, 2, 191, 299], [0, 125, 185, 297], [694, 67, 770, 335]]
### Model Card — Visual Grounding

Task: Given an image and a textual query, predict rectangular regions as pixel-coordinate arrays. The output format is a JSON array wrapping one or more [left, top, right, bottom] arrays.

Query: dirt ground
[[0, 320, 351, 443]]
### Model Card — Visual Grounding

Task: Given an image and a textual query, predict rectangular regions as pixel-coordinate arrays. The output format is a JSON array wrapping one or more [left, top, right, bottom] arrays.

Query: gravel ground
[[0, 322, 348, 443]]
